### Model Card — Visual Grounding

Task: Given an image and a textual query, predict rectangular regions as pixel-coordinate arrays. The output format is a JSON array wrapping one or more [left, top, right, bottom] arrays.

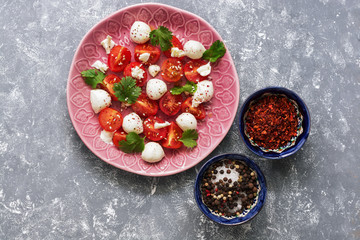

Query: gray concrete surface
[[0, 0, 359, 239]]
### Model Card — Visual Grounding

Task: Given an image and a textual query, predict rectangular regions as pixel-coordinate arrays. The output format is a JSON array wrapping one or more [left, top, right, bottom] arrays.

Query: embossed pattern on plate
[[66, 3, 240, 176]]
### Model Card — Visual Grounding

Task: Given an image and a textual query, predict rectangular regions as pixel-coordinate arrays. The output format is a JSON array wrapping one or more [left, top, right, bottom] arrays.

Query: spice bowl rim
[[194, 153, 267, 226], [238, 86, 311, 159]]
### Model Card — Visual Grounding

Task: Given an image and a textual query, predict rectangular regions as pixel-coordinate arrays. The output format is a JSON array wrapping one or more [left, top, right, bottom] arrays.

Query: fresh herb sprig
[[179, 129, 198, 148], [113, 76, 141, 104], [81, 69, 106, 88], [170, 81, 197, 95], [118, 132, 145, 153], [149, 26, 173, 51], [202, 40, 226, 62]]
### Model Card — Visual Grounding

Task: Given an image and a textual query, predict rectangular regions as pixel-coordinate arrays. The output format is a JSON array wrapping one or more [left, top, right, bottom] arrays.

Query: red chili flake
[[245, 94, 299, 150]]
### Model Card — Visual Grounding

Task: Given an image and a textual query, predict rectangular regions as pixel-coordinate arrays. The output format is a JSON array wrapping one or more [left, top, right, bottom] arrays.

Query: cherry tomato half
[[108, 45, 131, 72], [159, 91, 182, 116], [163, 36, 184, 60], [131, 92, 158, 118], [123, 62, 147, 87], [99, 108, 123, 132], [134, 43, 161, 65], [112, 130, 127, 147], [161, 122, 183, 149], [161, 58, 183, 82], [181, 97, 206, 120], [143, 116, 168, 141], [102, 74, 121, 101], [184, 59, 209, 83]]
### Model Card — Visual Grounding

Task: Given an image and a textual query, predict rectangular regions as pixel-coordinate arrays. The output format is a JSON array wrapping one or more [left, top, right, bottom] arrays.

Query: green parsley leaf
[[113, 76, 141, 104], [81, 69, 106, 88], [179, 129, 198, 148], [118, 132, 145, 153], [149, 26, 173, 51], [170, 81, 197, 95], [202, 40, 226, 62]]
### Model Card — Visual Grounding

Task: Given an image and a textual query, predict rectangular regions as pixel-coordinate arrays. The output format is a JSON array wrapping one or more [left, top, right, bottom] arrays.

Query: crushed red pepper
[[245, 94, 299, 150]]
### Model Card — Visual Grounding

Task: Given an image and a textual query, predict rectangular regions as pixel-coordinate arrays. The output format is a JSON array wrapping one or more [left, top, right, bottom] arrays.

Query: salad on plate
[[80, 20, 226, 164]]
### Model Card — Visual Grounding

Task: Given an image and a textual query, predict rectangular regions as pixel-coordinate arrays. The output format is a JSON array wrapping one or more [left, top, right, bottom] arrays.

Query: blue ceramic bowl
[[239, 87, 311, 159], [194, 153, 267, 225]]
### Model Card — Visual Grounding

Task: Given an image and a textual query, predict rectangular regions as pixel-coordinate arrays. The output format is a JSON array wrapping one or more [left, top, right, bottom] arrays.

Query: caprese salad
[[81, 20, 226, 163]]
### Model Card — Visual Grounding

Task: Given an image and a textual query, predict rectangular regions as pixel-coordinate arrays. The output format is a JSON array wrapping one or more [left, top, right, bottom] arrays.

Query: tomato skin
[[99, 108, 123, 132], [161, 58, 184, 82], [102, 74, 121, 101], [134, 44, 161, 65], [108, 46, 131, 72], [161, 122, 183, 149], [143, 116, 168, 141], [131, 92, 159, 118], [159, 92, 182, 116], [181, 97, 206, 120], [184, 59, 209, 83], [112, 130, 127, 147], [163, 36, 184, 60], [123, 62, 147, 87]]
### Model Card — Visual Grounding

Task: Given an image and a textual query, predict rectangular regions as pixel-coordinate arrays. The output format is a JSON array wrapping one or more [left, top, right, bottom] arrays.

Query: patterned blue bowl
[[239, 87, 311, 159], [194, 153, 267, 225]]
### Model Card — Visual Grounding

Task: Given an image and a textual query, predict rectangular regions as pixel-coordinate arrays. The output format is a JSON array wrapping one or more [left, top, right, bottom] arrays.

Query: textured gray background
[[1, 0, 360, 239]]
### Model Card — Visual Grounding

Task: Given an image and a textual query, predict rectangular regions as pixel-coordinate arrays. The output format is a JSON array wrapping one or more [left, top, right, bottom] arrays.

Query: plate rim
[[66, 2, 240, 176]]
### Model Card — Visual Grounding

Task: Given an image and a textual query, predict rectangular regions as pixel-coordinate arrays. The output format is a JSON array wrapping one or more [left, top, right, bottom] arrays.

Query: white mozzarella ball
[[148, 65, 160, 77], [90, 89, 111, 114], [176, 113, 197, 131], [192, 80, 214, 107], [183, 40, 206, 59], [141, 142, 165, 163], [122, 112, 143, 134], [130, 21, 151, 44], [146, 79, 167, 100], [100, 130, 114, 144]]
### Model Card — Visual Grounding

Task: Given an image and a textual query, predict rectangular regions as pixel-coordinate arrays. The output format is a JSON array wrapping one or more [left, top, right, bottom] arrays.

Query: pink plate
[[66, 3, 240, 176]]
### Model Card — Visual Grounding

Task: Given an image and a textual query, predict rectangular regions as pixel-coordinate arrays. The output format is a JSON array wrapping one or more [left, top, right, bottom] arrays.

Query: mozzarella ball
[[141, 142, 165, 163], [176, 113, 197, 131], [122, 112, 143, 134], [196, 62, 211, 76], [183, 40, 206, 59], [146, 79, 167, 100], [130, 21, 151, 44], [100, 130, 114, 144], [192, 80, 214, 107], [148, 65, 160, 77], [90, 89, 111, 114]]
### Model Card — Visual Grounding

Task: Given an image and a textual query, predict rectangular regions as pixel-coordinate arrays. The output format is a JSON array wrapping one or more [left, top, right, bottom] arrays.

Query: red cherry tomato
[[184, 59, 209, 83], [112, 130, 127, 147], [143, 116, 168, 141], [123, 62, 147, 87], [134, 43, 161, 65], [131, 92, 158, 118], [159, 91, 182, 116], [161, 122, 183, 149], [161, 58, 183, 82], [99, 108, 123, 132], [102, 74, 121, 101], [108, 46, 131, 72], [181, 97, 206, 120], [163, 36, 184, 60]]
